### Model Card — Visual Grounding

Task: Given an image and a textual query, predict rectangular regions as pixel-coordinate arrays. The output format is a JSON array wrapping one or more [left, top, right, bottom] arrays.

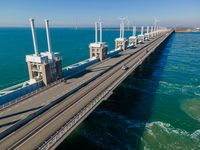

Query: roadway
[[0, 38, 153, 133]]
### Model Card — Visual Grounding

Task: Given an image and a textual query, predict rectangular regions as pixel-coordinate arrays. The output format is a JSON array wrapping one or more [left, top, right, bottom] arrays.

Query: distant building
[[115, 20, 128, 50], [144, 26, 150, 40], [138, 26, 145, 43]]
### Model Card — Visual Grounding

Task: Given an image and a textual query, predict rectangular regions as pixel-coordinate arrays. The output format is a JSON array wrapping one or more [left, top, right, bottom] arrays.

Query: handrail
[[0, 78, 65, 111]]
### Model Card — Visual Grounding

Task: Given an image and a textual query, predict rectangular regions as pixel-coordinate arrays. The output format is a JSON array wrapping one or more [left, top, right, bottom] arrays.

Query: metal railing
[[0, 78, 65, 111], [38, 87, 112, 150]]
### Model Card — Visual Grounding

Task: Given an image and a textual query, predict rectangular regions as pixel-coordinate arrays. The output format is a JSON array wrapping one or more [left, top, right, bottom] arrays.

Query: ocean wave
[[158, 81, 200, 96], [191, 130, 200, 138], [194, 91, 200, 96], [120, 77, 200, 97], [82, 109, 200, 150], [143, 121, 200, 150]]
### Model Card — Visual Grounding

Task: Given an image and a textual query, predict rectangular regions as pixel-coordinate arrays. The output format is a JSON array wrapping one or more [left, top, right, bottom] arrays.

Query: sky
[[0, 0, 199, 27]]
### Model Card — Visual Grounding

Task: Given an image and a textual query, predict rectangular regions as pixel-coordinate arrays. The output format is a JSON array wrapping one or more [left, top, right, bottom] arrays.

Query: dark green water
[[57, 33, 200, 150]]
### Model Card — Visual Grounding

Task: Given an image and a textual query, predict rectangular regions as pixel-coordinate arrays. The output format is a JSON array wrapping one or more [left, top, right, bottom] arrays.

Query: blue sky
[[0, 0, 199, 27]]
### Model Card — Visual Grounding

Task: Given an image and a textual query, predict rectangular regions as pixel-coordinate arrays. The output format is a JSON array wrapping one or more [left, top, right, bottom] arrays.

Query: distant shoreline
[[175, 28, 200, 33], [0, 26, 199, 33]]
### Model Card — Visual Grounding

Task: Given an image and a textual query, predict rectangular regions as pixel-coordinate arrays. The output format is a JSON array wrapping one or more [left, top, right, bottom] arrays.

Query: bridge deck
[[0, 30, 173, 150], [0, 41, 151, 133]]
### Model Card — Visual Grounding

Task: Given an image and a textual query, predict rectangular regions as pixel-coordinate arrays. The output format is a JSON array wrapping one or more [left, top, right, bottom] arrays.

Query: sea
[[0, 28, 200, 150]]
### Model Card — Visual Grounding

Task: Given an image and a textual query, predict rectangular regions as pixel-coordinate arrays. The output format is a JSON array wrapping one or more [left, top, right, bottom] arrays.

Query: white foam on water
[[142, 121, 200, 150], [81, 109, 200, 150], [194, 85, 200, 96], [158, 81, 200, 96]]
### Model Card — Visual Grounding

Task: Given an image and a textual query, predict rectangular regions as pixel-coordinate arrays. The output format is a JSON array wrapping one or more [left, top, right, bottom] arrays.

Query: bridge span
[[0, 29, 174, 150]]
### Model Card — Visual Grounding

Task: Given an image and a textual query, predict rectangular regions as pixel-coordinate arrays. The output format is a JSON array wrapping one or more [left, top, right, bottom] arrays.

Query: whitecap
[[191, 129, 200, 139], [142, 121, 200, 150]]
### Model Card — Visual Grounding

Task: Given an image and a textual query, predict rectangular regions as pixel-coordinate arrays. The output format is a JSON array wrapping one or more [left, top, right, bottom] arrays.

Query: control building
[[129, 26, 137, 47], [115, 19, 128, 50], [144, 26, 150, 40], [138, 26, 145, 43], [26, 19, 62, 86], [89, 21, 108, 61], [150, 26, 154, 38]]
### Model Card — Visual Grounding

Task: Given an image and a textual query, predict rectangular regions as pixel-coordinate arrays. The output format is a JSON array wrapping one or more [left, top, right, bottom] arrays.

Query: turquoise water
[[0, 28, 133, 90], [0, 29, 200, 149], [56, 32, 200, 150]]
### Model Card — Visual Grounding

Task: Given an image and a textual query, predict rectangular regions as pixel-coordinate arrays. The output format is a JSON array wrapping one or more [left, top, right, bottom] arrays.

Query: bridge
[[0, 27, 174, 150]]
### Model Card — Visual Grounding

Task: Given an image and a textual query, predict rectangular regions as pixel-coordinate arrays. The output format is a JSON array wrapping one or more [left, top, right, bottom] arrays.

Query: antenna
[[99, 21, 102, 43], [119, 23, 122, 38], [147, 26, 149, 33], [151, 26, 153, 32], [95, 22, 98, 43], [45, 19, 52, 53], [119, 17, 126, 38], [98, 18, 103, 43], [94, 20, 103, 43], [133, 26, 136, 36], [141, 26, 144, 35], [29, 18, 39, 56]]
